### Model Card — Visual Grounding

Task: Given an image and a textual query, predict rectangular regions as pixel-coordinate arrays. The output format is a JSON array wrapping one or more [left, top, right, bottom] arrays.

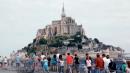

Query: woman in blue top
[[42, 57, 49, 73], [51, 54, 57, 71]]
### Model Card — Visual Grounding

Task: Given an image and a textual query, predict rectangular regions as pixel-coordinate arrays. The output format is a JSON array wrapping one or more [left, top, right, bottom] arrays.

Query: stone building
[[36, 5, 84, 39]]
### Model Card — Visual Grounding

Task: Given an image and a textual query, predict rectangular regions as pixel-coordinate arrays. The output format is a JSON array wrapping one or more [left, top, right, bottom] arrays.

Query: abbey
[[36, 5, 84, 39]]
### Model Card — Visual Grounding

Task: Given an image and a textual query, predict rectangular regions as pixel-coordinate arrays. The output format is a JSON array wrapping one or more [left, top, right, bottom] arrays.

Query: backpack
[[122, 64, 127, 72], [108, 61, 116, 71], [74, 57, 79, 64]]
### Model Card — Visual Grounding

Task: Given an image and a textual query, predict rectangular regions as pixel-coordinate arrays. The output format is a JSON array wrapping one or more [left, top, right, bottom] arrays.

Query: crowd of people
[[0, 51, 130, 73]]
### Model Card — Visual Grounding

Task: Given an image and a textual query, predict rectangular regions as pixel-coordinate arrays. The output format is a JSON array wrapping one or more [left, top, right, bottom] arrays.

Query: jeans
[[87, 67, 91, 73], [67, 64, 73, 73], [95, 68, 105, 73], [105, 69, 109, 73], [16, 63, 20, 67], [75, 64, 79, 72], [79, 64, 88, 73], [59, 66, 64, 73]]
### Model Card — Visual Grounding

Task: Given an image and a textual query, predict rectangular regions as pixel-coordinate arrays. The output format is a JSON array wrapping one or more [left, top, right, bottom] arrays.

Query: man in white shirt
[[102, 54, 110, 73], [106, 55, 111, 72], [41, 52, 45, 61]]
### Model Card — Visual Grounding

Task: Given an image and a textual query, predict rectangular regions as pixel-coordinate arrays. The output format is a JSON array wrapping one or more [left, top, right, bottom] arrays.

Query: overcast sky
[[0, 0, 130, 57]]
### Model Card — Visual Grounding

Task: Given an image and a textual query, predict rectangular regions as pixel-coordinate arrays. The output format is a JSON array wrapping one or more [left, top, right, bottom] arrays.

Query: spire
[[61, 3, 66, 18]]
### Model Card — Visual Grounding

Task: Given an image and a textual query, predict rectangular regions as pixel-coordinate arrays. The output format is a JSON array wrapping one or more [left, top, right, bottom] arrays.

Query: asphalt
[[0, 69, 16, 73], [0, 68, 58, 73]]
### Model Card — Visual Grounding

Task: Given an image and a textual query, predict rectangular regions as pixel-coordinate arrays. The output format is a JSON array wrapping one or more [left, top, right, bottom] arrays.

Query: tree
[[39, 38, 47, 45], [72, 32, 82, 43], [84, 35, 88, 40], [78, 44, 82, 50], [68, 42, 76, 47], [33, 39, 36, 44], [48, 36, 66, 47], [94, 38, 100, 44], [28, 43, 32, 47]]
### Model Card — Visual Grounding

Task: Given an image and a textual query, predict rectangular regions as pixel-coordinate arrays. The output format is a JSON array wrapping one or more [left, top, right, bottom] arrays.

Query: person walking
[[51, 54, 58, 71], [33, 53, 42, 73], [10, 51, 15, 67], [86, 56, 92, 73], [41, 57, 49, 73], [41, 52, 46, 71], [58, 54, 64, 73], [41, 52, 46, 61], [26, 56, 34, 73], [24, 55, 29, 67], [122, 60, 127, 73], [126, 61, 130, 73], [66, 53, 73, 73], [79, 55, 88, 73], [3, 56, 8, 69], [47, 56, 51, 69], [95, 53, 104, 73], [108, 59, 116, 73], [105, 55, 111, 73], [102, 54, 111, 73], [74, 54, 80, 73], [15, 54, 21, 68]]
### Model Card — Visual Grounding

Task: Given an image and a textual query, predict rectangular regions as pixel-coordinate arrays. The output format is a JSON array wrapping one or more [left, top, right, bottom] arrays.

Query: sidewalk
[[0, 68, 16, 73]]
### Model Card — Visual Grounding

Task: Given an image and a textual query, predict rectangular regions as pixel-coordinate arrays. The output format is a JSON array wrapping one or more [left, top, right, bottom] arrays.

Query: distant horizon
[[0, 0, 130, 57]]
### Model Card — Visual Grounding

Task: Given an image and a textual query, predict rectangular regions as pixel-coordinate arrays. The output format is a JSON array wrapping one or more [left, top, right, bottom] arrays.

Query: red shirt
[[95, 57, 104, 69], [66, 55, 73, 65]]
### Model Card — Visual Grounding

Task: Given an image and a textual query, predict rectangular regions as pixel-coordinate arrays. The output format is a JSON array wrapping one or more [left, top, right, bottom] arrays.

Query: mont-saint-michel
[[21, 5, 124, 59], [1, 0, 130, 73]]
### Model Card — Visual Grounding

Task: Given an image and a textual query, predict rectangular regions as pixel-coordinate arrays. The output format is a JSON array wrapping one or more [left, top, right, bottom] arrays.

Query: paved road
[[0, 68, 58, 73], [0, 70, 16, 73], [0, 70, 58, 73]]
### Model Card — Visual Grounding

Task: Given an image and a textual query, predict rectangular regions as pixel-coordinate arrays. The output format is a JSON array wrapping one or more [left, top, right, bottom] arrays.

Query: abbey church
[[36, 5, 84, 39]]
